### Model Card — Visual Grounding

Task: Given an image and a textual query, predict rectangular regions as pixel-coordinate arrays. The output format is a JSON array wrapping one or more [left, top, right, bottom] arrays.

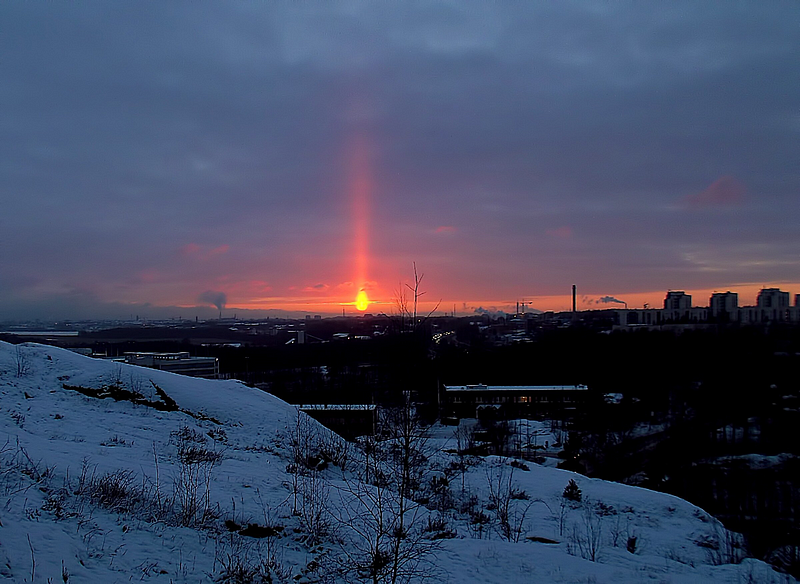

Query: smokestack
[[572, 285, 577, 313]]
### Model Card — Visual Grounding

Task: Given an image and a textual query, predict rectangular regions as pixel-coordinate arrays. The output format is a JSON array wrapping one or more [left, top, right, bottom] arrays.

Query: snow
[[0, 341, 792, 583]]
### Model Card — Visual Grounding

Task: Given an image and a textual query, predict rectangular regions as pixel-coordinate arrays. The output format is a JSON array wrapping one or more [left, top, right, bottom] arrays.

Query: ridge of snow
[[0, 341, 792, 583]]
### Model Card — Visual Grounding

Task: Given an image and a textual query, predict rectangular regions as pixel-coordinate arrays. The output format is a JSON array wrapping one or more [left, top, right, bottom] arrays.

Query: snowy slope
[[0, 341, 310, 583], [0, 341, 792, 583]]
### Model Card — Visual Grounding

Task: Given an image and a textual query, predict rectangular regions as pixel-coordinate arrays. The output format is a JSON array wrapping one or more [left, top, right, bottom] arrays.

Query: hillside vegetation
[[0, 341, 791, 583]]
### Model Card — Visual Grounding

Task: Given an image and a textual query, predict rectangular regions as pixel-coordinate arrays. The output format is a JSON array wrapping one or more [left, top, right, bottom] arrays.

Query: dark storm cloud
[[1, 1, 798, 318]]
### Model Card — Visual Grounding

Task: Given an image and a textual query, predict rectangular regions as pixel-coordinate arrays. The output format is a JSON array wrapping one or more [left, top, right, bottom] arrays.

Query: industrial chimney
[[572, 285, 577, 313]]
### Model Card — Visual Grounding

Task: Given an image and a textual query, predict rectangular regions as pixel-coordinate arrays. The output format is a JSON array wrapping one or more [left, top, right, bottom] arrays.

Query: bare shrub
[[467, 508, 491, 539], [452, 424, 481, 494], [110, 363, 124, 387], [100, 435, 131, 447], [609, 513, 636, 550], [423, 474, 453, 515], [42, 487, 72, 519], [422, 515, 456, 540], [86, 469, 140, 513], [319, 431, 352, 472], [214, 532, 294, 584], [567, 500, 604, 562], [485, 461, 535, 542], [298, 472, 329, 545], [557, 497, 570, 537], [15, 345, 31, 378], [287, 409, 317, 515], [330, 397, 440, 583], [331, 473, 438, 583], [285, 409, 349, 543], [207, 427, 228, 444], [128, 371, 144, 396], [9, 411, 25, 428], [0, 438, 54, 493], [215, 534, 262, 584], [171, 425, 223, 526]]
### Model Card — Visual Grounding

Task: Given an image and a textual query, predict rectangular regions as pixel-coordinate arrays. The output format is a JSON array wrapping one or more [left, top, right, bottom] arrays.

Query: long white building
[[614, 288, 799, 327]]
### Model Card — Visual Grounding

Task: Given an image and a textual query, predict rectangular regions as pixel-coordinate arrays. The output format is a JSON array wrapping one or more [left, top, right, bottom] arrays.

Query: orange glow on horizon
[[208, 278, 800, 317]]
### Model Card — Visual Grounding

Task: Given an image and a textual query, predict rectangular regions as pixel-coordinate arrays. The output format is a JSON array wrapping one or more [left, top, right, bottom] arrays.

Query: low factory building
[[123, 352, 219, 379], [443, 384, 590, 419]]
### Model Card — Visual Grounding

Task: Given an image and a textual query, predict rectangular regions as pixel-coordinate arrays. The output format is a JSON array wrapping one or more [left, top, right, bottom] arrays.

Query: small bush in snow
[[207, 427, 228, 444], [215, 532, 290, 584], [594, 500, 616, 516], [14, 345, 31, 378], [87, 469, 140, 513], [171, 425, 223, 527], [510, 489, 529, 501], [423, 516, 457, 540], [509, 459, 529, 471], [563, 478, 582, 503], [9, 411, 25, 428], [567, 501, 603, 562]]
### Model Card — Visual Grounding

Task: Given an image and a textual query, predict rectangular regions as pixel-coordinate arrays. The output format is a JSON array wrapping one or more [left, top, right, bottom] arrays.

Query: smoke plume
[[474, 306, 508, 317], [598, 296, 625, 305], [198, 290, 227, 311]]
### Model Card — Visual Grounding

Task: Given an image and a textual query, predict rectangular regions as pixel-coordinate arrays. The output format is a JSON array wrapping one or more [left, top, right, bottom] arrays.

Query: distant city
[[2, 286, 799, 339], [596, 287, 800, 327]]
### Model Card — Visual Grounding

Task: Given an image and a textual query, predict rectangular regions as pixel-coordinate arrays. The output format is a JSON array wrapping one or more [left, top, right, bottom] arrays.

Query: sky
[[1, 1, 798, 320]]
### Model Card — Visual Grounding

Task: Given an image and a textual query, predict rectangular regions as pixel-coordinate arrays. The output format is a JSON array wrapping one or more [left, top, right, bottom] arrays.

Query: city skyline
[[2, 2, 798, 321], [3, 282, 799, 323]]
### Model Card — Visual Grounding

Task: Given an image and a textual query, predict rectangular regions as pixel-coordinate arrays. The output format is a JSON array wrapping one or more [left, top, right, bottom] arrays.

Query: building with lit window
[[442, 384, 589, 418]]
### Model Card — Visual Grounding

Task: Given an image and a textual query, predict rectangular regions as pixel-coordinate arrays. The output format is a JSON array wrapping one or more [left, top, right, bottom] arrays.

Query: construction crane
[[517, 299, 536, 314]]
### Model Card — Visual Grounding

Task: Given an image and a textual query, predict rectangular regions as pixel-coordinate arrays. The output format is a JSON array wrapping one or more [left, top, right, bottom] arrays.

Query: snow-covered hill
[[0, 341, 791, 583]]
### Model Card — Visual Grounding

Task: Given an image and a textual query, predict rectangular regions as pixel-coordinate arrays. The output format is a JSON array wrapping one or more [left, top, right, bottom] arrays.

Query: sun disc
[[355, 290, 369, 311]]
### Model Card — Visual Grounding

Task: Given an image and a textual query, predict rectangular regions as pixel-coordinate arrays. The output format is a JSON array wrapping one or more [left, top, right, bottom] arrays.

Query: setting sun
[[355, 289, 369, 311]]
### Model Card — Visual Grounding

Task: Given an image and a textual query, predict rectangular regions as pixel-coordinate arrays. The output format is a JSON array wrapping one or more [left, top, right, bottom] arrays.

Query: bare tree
[[287, 409, 318, 515], [380, 397, 434, 583], [452, 423, 475, 494], [332, 453, 437, 583], [286, 409, 336, 544], [14, 345, 30, 378], [331, 396, 439, 583], [394, 262, 441, 333], [331, 469, 398, 583]]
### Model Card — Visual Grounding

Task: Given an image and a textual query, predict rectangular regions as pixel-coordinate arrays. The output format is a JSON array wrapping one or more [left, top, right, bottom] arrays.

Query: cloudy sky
[[2, 1, 798, 320]]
